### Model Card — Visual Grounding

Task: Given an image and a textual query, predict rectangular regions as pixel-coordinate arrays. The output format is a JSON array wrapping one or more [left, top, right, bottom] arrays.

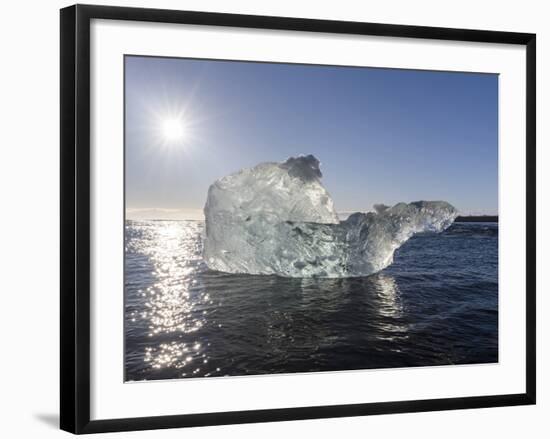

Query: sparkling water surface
[[125, 220, 498, 381]]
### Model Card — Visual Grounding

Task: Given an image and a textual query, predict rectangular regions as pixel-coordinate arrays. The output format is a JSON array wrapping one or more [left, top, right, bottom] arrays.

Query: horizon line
[[126, 207, 499, 221]]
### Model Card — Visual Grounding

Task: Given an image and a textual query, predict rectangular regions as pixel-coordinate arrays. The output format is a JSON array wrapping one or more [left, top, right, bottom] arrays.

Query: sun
[[161, 117, 187, 143]]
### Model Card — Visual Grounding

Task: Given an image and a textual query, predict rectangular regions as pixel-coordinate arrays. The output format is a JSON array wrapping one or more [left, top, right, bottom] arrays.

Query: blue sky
[[125, 56, 498, 219]]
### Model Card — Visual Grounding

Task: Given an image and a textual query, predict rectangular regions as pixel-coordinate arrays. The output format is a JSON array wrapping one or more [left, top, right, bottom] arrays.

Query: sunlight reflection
[[127, 221, 210, 372]]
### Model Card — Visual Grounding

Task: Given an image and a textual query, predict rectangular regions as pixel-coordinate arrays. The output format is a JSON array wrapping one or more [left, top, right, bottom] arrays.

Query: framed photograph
[[60, 4, 536, 434]]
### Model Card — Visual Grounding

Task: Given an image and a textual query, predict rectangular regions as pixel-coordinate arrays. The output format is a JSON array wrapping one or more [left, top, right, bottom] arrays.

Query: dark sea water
[[125, 220, 498, 381]]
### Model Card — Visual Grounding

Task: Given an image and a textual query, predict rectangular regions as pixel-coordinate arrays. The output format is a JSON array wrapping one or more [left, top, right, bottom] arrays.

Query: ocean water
[[125, 220, 498, 381]]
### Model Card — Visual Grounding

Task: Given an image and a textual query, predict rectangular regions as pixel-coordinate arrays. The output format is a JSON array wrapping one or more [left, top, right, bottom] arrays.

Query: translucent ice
[[203, 155, 458, 277]]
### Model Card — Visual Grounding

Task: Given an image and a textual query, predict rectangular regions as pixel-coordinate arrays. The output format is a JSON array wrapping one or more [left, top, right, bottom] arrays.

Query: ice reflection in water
[[125, 220, 498, 381], [373, 274, 403, 318], [370, 274, 408, 345]]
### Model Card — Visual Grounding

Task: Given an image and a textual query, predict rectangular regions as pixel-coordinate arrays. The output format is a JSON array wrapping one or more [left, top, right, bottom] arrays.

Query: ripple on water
[[125, 220, 498, 381]]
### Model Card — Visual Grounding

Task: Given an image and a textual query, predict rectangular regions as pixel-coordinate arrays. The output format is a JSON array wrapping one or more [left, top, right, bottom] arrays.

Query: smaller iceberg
[[203, 155, 458, 278]]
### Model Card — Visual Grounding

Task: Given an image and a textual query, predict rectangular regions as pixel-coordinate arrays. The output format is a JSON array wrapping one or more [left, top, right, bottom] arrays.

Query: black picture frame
[[60, 4, 536, 434]]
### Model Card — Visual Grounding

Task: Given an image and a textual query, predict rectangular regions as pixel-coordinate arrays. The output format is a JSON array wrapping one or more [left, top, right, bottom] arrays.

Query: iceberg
[[203, 155, 458, 277]]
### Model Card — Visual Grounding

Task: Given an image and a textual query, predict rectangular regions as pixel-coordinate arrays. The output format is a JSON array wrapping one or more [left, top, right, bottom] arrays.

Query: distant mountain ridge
[[455, 215, 498, 223]]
